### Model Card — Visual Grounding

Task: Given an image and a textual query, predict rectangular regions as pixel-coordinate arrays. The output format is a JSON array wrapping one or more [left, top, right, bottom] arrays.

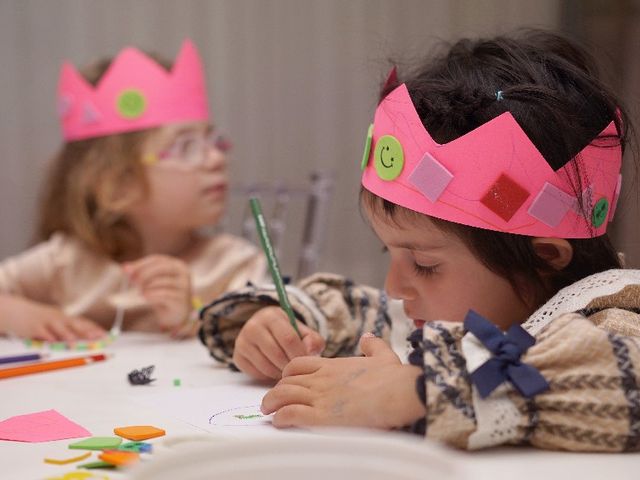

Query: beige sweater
[[0, 232, 266, 331], [200, 270, 640, 452]]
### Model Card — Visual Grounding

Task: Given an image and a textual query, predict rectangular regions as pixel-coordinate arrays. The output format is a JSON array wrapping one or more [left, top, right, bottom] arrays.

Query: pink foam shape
[[408, 151, 454, 203], [0, 409, 90, 443], [527, 182, 576, 228], [362, 84, 622, 238], [81, 101, 101, 125]]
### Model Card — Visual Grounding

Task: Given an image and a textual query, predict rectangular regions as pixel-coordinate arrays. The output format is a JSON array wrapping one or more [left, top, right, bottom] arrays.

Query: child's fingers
[[267, 315, 307, 360], [137, 277, 189, 293], [67, 317, 106, 340], [233, 352, 275, 382], [281, 356, 324, 378], [235, 318, 289, 370], [124, 256, 189, 286], [169, 319, 200, 339], [135, 266, 189, 289], [300, 325, 325, 356], [143, 288, 188, 303], [271, 404, 319, 428], [234, 328, 289, 379], [234, 348, 281, 380], [252, 332, 291, 370], [261, 384, 313, 415], [359, 333, 399, 361], [32, 324, 57, 342], [45, 318, 78, 342]]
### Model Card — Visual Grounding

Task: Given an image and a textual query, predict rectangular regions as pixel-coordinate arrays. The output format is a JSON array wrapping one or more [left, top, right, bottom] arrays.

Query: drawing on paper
[[209, 405, 271, 427]]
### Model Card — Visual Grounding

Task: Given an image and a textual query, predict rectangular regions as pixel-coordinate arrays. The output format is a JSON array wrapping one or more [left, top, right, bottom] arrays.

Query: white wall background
[[0, 0, 560, 287]]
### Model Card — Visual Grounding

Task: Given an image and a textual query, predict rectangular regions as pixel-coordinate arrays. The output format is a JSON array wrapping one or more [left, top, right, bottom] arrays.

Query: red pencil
[[0, 354, 108, 380]]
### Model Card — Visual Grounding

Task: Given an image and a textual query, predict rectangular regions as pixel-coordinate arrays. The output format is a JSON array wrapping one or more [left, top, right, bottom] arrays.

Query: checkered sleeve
[[198, 272, 392, 366]]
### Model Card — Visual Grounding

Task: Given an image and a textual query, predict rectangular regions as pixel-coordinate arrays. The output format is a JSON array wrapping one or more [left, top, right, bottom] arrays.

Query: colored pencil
[[249, 197, 302, 338], [0, 354, 108, 380], [0, 352, 47, 365]]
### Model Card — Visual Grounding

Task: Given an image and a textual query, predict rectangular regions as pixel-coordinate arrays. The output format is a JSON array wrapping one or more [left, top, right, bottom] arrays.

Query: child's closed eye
[[412, 262, 439, 277]]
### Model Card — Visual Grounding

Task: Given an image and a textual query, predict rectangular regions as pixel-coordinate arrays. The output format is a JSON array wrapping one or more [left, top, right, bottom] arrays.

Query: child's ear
[[531, 238, 573, 270]]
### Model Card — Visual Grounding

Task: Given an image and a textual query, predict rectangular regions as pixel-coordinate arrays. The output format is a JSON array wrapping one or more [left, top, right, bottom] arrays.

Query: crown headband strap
[[57, 39, 209, 141], [361, 83, 622, 238]]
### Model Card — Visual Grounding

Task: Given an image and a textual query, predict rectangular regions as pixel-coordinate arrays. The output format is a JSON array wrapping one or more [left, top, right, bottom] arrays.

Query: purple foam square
[[408, 151, 454, 203], [527, 182, 576, 227], [82, 101, 101, 125]]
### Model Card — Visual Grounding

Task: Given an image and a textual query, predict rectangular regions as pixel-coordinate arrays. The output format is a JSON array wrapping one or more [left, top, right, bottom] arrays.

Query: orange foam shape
[[113, 425, 165, 441]]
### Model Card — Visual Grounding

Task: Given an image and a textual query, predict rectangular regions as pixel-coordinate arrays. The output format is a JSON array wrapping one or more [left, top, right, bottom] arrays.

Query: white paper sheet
[[134, 384, 287, 437]]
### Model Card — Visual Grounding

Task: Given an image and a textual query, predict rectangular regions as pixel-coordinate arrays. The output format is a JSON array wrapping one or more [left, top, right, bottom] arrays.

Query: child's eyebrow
[[392, 241, 447, 251]]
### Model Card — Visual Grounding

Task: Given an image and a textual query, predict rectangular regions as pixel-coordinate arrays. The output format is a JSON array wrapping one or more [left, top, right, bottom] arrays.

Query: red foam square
[[480, 174, 530, 222]]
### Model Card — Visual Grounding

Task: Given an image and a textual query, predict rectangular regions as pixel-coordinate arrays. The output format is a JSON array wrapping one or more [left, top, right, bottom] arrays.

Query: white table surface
[[0, 333, 636, 480]]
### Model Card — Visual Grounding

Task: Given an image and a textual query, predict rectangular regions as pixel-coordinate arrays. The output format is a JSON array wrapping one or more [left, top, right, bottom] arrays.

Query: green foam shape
[[77, 460, 117, 469], [69, 436, 122, 450]]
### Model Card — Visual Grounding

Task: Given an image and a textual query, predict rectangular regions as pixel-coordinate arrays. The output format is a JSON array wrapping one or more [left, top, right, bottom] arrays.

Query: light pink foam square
[[408, 151, 454, 203]]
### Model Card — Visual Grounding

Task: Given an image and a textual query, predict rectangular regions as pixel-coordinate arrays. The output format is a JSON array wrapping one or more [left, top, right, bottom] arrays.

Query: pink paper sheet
[[0, 409, 90, 442]]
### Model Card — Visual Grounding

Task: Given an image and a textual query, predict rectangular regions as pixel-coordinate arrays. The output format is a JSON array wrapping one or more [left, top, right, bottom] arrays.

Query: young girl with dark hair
[[200, 30, 640, 452]]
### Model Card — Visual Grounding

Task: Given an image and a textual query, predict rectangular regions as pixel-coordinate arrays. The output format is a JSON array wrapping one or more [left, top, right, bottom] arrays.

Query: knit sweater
[[199, 269, 640, 452]]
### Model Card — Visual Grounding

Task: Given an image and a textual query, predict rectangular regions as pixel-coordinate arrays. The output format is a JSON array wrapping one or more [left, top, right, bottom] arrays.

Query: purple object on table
[[0, 353, 45, 365]]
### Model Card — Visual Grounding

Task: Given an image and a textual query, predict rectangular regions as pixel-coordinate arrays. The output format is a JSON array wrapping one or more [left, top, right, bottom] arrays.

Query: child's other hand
[[0, 294, 106, 341], [233, 306, 326, 382], [124, 255, 192, 336], [261, 333, 425, 430]]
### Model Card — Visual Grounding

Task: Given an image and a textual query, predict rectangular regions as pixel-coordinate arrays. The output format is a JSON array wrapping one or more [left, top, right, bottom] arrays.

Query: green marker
[[249, 197, 302, 338]]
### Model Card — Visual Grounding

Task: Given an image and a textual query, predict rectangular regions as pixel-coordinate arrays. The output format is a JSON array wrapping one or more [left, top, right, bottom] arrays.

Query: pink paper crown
[[57, 39, 209, 141], [361, 83, 622, 238]]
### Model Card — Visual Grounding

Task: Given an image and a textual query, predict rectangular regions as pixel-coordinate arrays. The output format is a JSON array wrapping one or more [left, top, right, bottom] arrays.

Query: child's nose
[[384, 263, 416, 301], [201, 146, 227, 171]]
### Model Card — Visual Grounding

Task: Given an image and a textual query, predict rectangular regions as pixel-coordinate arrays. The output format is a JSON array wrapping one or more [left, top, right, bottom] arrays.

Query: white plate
[[130, 429, 465, 480]]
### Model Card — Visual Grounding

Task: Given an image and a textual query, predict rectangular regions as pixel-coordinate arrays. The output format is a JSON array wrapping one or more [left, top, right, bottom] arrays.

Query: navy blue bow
[[464, 310, 549, 399]]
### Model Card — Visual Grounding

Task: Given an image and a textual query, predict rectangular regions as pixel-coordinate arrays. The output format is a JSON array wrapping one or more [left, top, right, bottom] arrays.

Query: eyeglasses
[[143, 131, 232, 167]]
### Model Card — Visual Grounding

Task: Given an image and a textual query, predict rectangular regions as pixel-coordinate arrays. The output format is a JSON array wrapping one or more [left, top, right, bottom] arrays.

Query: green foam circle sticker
[[360, 124, 374, 171], [116, 89, 146, 119], [591, 197, 609, 228], [374, 135, 404, 181]]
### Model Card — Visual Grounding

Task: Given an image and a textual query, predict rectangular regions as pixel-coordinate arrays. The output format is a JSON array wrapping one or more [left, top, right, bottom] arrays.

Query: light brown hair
[[36, 54, 171, 261]]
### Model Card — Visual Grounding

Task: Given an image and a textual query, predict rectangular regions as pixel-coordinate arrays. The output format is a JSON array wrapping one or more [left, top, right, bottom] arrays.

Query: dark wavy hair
[[361, 30, 634, 307]]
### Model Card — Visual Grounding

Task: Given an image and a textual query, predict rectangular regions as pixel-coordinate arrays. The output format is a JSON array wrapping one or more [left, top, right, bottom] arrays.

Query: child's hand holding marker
[[233, 305, 325, 381], [232, 198, 326, 381]]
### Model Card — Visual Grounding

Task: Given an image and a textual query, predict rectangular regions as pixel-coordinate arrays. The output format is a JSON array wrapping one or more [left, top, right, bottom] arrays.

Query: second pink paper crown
[[57, 39, 209, 141], [361, 83, 622, 238]]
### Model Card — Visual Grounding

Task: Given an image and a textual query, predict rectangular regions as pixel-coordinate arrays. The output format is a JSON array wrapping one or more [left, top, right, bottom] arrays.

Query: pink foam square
[[408, 151, 454, 203], [528, 182, 576, 227]]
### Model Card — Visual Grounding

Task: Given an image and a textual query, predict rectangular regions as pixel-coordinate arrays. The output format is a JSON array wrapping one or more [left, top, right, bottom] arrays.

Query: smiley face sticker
[[374, 135, 404, 181]]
